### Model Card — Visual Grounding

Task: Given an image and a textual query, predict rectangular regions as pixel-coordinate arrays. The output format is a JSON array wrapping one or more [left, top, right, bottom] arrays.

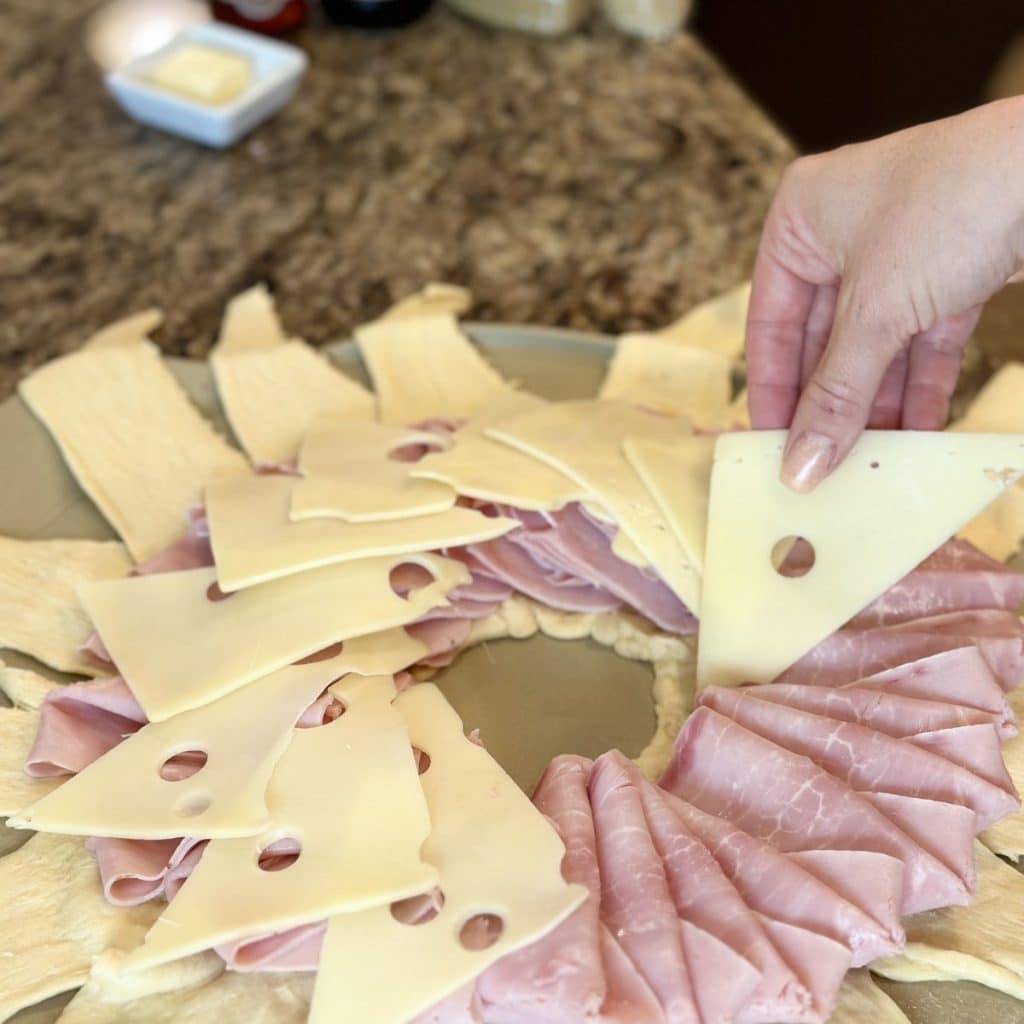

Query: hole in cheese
[[459, 912, 504, 951], [771, 536, 816, 578], [175, 791, 211, 818], [206, 581, 234, 602], [390, 887, 445, 925], [258, 836, 302, 872], [158, 748, 209, 782], [412, 746, 431, 774], [322, 697, 347, 724], [295, 642, 346, 665], [390, 562, 439, 600]]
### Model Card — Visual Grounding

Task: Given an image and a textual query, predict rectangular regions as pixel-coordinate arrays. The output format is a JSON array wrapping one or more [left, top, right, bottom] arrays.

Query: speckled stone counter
[[0, 1, 794, 399]]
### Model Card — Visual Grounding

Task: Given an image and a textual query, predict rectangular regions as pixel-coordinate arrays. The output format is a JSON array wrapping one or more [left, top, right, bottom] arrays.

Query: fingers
[[781, 296, 905, 492], [903, 306, 982, 429], [799, 283, 839, 390], [867, 349, 910, 428], [746, 253, 820, 430]]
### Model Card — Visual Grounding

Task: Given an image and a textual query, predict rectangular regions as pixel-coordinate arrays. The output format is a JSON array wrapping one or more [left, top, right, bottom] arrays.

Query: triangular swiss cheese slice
[[623, 434, 714, 573], [292, 419, 456, 522], [698, 430, 1024, 688], [487, 399, 700, 613], [78, 555, 465, 720], [8, 643, 421, 839], [411, 392, 584, 511], [123, 675, 437, 972], [309, 684, 586, 1024], [657, 281, 750, 360], [205, 474, 515, 591]]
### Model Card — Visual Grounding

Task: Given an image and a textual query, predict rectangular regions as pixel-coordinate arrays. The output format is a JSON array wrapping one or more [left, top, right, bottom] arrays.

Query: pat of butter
[[147, 44, 251, 105]]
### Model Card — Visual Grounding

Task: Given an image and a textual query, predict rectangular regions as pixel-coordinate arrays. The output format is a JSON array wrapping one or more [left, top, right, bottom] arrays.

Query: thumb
[[781, 294, 904, 493]]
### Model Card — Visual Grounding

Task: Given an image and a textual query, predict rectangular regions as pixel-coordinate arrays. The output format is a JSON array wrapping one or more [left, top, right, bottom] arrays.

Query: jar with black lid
[[322, 0, 434, 27]]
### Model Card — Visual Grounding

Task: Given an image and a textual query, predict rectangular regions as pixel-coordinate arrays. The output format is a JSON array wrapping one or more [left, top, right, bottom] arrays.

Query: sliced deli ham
[[588, 753, 700, 1024], [661, 707, 970, 915], [24, 676, 146, 778], [698, 688, 1019, 830], [849, 539, 1024, 627]]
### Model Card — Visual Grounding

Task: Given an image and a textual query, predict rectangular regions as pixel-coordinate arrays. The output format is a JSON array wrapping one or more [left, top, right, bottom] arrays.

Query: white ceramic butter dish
[[105, 22, 308, 148]]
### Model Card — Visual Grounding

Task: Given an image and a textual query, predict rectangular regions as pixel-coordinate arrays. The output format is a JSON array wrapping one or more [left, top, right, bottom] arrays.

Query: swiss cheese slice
[[600, 333, 732, 426], [124, 675, 437, 972], [698, 430, 1024, 688], [658, 281, 750, 360], [292, 420, 456, 522], [411, 392, 585, 511], [0, 536, 131, 675], [487, 400, 700, 612], [623, 435, 714, 574], [78, 554, 465, 720], [84, 309, 164, 350], [18, 343, 248, 562], [309, 683, 587, 1024], [952, 363, 1024, 559], [211, 285, 375, 465], [872, 842, 1024, 1000], [205, 474, 515, 591], [355, 313, 510, 425], [9, 648, 403, 839]]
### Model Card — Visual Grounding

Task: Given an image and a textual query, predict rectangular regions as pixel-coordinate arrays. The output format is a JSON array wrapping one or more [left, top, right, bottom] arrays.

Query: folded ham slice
[[588, 754, 700, 1024], [87, 835, 204, 906], [698, 688, 1019, 830], [24, 676, 146, 778], [661, 707, 970, 915], [849, 539, 1024, 627], [798, 647, 1017, 738]]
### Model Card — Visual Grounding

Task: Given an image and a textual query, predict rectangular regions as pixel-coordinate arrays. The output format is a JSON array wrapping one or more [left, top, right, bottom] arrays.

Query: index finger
[[745, 250, 820, 430]]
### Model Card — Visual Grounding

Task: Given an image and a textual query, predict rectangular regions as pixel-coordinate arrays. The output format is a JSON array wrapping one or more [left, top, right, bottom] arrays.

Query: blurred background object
[[211, 0, 309, 34], [322, 0, 435, 28], [86, 0, 210, 71], [600, 0, 690, 40], [442, 0, 592, 35]]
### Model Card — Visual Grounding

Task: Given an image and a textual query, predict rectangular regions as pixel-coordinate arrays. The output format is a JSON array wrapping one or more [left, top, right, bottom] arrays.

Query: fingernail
[[782, 432, 836, 493]]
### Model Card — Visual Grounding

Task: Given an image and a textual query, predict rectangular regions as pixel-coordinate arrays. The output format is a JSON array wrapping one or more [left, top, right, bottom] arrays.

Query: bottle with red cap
[[211, 0, 309, 34]]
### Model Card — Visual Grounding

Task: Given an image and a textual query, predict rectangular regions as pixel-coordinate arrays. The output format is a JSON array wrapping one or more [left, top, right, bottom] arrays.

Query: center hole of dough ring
[[390, 562, 437, 600], [771, 535, 816, 578], [459, 912, 504, 951], [159, 749, 209, 782], [258, 837, 302, 872], [206, 581, 234, 602], [391, 888, 446, 925]]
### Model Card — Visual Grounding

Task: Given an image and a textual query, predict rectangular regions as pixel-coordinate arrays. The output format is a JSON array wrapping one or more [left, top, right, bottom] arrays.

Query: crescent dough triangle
[[698, 430, 1024, 689]]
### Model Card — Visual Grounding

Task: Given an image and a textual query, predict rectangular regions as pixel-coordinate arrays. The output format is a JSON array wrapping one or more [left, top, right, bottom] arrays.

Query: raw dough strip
[[0, 660, 61, 815], [980, 687, 1024, 859], [19, 343, 248, 562], [211, 285, 375, 466], [355, 312, 511, 425], [0, 535, 131, 675], [0, 833, 159, 1021], [872, 841, 1024, 1001]]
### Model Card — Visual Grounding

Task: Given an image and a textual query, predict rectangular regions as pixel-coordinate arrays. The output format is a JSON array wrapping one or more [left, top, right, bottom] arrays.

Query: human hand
[[745, 98, 1024, 492]]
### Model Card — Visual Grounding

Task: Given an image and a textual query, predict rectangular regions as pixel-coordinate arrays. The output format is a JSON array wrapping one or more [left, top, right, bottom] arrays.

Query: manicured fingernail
[[782, 432, 836, 493]]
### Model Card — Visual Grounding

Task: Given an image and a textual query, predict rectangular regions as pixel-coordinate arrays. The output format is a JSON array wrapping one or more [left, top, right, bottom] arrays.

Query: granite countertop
[[0, 2, 794, 400]]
